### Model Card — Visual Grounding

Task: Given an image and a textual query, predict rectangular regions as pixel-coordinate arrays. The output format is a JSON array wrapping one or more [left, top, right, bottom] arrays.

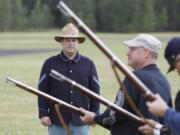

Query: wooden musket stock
[[57, 1, 155, 102], [5, 77, 84, 116]]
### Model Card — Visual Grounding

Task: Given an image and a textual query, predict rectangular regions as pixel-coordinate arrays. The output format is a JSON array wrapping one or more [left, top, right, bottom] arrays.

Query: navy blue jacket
[[38, 51, 100, 126], [94, 64, 172, 135]]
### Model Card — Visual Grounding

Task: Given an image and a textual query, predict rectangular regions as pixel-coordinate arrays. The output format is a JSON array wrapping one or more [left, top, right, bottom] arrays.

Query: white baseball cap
[[123, 34, 162, 54]]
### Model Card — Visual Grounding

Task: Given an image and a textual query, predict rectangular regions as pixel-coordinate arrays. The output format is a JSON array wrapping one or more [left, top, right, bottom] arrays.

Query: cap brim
[[167, 62, 175, 73], [54, 36, 85, 44], [167, 58, 176, 73], [123, 40, 140, 47]]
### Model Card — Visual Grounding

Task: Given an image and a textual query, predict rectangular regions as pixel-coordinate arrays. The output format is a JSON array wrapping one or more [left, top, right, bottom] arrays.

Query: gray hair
[[150, 51, 158, 59]]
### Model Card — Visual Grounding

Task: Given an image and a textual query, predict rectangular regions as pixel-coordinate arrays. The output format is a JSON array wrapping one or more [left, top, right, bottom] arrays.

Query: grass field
[[0, 31, 180, 135]]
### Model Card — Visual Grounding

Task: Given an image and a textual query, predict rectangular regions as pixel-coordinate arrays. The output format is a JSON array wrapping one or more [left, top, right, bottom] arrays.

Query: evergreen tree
[[166, 0, 179, 30], [0, 0, 13, 31], [66, 0, 96, 30], [28, 0, 54, 29], [0, 0, 28, 31], [11, 0, 28, 30], [0, 0, 180, 32], [140, 0, 156, 31], [154, 0, 168, 31], [126, 0, 142, 32]]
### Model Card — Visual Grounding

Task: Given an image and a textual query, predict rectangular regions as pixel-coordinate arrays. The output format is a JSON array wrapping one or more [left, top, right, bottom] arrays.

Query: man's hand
[[146, 94, 169, 117], [138, 119, 157, 135], [40, 116, 51, 127], [80, 108, 96, 126]]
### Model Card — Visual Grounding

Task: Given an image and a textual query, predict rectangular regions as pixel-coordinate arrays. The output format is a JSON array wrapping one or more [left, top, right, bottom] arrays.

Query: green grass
[[0, 32, 180, 135]]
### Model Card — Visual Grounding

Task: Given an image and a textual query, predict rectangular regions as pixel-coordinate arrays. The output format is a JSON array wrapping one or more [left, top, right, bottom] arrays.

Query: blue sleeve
[[89, 61, 100, 114], [94, 91, 125, 129], [165, 108, 180, 135], [175, 90, 180, 112], [38, 59, 51, 118], [94, 109, 112, 130]]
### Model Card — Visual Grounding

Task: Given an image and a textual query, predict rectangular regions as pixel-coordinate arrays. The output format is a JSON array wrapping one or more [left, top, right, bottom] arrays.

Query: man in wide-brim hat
[[38, 23, 100, 135]]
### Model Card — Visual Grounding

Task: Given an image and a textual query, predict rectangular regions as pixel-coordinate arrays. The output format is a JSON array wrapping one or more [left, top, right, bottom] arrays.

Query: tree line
[[0, 0, 180, 32]]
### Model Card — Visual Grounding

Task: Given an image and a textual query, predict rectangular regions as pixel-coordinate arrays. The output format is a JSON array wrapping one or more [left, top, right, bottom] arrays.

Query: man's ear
[[143, 48, 150, 58]]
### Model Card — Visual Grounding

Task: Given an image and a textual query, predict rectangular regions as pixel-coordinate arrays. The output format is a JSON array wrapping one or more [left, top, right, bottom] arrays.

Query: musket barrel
[[5, 77, 84, 116], [57, 1, 155, 102], [50, 69, 144, 124]]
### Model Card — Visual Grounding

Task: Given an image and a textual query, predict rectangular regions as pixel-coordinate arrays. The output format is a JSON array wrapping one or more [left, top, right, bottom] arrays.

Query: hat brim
[[55, 36, 85, 44], [167, 65, 174, 73]]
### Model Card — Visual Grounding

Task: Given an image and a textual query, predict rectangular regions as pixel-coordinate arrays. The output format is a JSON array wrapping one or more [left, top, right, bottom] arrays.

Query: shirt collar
[[59, 51, 80, 63], [142, 64, 157, 70]]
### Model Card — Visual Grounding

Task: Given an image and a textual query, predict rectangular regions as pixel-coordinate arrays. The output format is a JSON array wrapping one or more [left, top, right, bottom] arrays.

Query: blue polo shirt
[[38, 51, 100, 126]]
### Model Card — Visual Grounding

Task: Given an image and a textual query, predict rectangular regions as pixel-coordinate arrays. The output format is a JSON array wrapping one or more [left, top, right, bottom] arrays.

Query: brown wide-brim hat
[[54, 23, 85, 44]]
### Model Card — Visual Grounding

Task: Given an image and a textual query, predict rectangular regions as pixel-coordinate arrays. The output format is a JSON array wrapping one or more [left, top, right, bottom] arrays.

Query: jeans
[[48, 123, 89, 135]]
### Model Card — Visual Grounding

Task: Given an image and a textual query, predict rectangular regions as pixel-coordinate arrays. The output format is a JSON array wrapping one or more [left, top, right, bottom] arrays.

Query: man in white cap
[[138, 37, 180, 135], [38, 23, 100, 135], [80, 34, 172, 135]]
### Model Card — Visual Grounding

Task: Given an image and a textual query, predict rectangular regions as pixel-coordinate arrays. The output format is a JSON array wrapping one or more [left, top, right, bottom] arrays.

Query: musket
[[5, 77, 84, 116], [5, 77, 109, 130], [57, 1, 155, 102], [6, 76, 154, 126], [50, 69, 145, 124]]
